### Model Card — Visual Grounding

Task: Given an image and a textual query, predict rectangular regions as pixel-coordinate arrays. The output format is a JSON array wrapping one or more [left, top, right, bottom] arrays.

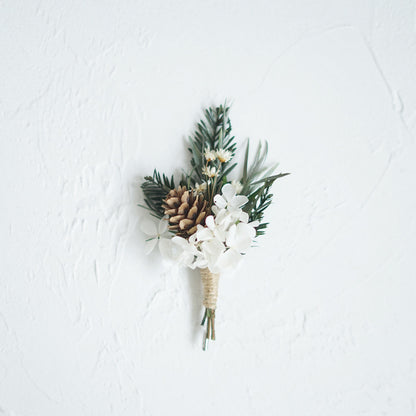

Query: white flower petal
[[140, 217, 157, 236], [221, 183, 236, 202], [214, 194, 227, 209], [216, 248, 242, 271], [144, 238, 157, 255], [205, 215, 215, 230], [226, 223, 236, 243], [158, 218, 168, 234], [172, 236, 189, 248], [213, 227, 226, 243], [230, 195, 248, 208], [201, 240, 225, 273], [166, 237, 200, 269], [172, 236, 189, 251], [196, 227, 213, 241], [239, 211, 249, 223], [214, 208, 228, 225], [180, 251, 196, 268], [193, 256, 208, 269], [226, 223, 254, 253], [201, 239, 225, 257], [242, 222, 257, 239]]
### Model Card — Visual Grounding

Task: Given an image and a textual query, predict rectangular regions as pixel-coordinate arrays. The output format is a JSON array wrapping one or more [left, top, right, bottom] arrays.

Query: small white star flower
[[204, 148, 217, 162], [215, 149, 232, 163], [202, 166, 218, 178]]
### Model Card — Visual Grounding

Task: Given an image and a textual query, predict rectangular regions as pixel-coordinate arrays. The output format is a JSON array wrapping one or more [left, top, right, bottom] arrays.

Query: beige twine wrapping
[[200, 268, 220, 310]]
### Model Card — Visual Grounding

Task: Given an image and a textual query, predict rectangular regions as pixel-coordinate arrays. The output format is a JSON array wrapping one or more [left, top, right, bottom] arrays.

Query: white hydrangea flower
[[160, 235, 201, 269], [215, 148, 232, 163], [213, 183, 248, 211], [215, 248, 242, 272], [202, 166, 218, 178], [199, 239, 226, 272], [140, 216, 170, 255], [226, 222, 256, 253], [204, 148, 216, 162]]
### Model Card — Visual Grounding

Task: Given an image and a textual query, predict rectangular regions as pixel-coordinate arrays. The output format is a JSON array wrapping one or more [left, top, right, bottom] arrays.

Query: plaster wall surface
[[1, 1, 416, 415]]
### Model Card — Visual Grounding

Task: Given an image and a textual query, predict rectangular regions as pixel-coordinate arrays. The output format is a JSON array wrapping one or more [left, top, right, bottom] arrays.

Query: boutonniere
[[139, 103, 289, 349]]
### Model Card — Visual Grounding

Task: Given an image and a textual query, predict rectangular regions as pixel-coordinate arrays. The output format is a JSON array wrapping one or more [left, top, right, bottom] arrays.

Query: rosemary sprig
[[240, 140, 290, 235]]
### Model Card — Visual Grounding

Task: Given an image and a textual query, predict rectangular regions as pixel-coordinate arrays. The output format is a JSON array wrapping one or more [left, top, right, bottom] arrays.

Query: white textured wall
[[1, 1, 416, 415]]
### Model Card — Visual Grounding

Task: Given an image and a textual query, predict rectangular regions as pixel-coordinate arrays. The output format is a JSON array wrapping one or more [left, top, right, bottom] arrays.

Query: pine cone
[[163, 186, 209, 237]]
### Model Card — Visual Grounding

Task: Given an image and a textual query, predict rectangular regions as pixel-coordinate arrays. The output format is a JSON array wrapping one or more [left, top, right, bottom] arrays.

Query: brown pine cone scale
[[162, 186, 209, 237]]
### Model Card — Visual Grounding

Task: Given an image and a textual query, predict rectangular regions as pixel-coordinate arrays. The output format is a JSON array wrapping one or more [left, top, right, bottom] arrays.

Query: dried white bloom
[[204, 148, 216, 162], [231, 180, 243, 194], [202, 166, 218, 178], [215, 148, 232, 163], [194, 182, 207, 193]]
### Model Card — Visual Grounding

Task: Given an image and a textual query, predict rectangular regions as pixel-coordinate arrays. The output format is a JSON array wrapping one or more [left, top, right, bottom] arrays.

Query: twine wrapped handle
[[200, 268, 219, 350], [201, 268, 219, 309]]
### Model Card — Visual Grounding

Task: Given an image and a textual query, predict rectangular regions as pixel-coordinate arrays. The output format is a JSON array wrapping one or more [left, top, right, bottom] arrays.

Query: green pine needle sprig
[[140, 104, 289, 237], [140, 169, 175, 218], [187, 103, 237, 194]]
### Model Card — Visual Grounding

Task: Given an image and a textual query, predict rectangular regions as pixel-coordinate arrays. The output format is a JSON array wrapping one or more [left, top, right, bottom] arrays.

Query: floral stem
[[202, 308, 216, 350], [209, 173, 219, 207], [206, 310, 211, 340], [201, 308, 207, 326], [211, 310, 216, 340]]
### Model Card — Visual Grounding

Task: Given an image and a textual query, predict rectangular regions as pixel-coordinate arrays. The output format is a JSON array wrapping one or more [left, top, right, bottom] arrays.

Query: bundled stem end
[[200, 268, 219, 350]]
